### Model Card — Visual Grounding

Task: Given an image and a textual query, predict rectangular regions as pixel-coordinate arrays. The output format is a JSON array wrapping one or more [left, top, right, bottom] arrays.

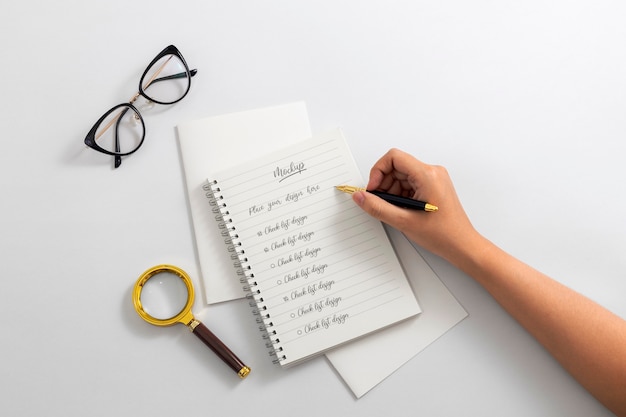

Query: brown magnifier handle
[[190, 320, 250, 379]]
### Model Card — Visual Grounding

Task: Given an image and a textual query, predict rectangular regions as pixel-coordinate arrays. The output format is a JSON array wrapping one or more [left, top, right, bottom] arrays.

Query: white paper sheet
[[177, 102, 312, 303], [325, 225, 468, 398]]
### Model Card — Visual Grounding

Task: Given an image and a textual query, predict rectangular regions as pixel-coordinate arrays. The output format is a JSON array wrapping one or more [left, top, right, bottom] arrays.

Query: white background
[[1, 1, 625, 416]]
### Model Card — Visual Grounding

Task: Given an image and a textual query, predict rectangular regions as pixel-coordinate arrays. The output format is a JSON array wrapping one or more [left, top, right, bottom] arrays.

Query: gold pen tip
[[335, 185, 364, 194], [425, 204, 438, 212]]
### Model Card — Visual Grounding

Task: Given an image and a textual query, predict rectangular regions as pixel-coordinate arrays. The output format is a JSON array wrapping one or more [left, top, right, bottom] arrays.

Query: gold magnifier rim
[[132, 264, 195, 326]]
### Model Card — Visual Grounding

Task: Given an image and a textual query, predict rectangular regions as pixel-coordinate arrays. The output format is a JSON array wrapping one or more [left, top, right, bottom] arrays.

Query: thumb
[[352, 190, 409, 229]]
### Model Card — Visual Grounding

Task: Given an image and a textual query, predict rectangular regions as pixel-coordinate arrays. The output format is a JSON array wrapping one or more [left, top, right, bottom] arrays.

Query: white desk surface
[[2, 1, 624, 416]]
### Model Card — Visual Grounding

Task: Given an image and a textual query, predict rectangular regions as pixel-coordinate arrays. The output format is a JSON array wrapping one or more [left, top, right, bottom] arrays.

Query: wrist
[[445, 231, 495, 276]]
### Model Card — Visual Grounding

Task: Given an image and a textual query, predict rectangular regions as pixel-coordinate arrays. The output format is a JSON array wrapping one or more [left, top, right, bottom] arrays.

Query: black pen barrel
[[368, 190, 427, 210]]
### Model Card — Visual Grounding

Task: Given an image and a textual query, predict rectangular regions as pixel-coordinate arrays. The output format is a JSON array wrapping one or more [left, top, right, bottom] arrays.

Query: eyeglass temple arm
[[153, 68, 198, 83], [145, 69, 198, 90], [114, 107, 128, 168]]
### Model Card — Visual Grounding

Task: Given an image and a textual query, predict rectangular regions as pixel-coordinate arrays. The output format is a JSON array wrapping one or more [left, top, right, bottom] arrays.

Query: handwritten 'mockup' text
[[274, 161, 306, 182]]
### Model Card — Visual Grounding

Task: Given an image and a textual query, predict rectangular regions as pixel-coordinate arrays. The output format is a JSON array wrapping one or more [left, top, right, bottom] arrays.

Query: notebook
[[205, 128, 422, 366]]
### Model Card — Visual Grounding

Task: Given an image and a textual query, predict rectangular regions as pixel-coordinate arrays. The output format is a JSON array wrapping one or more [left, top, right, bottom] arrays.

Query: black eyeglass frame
[[84, 45, 197, 167]]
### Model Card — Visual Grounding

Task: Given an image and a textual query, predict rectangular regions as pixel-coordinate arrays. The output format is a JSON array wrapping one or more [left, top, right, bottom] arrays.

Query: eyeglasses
[[84, 45, 197, 168]]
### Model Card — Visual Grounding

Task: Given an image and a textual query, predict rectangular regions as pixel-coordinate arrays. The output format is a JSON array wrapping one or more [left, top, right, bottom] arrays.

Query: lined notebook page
[[209, 129, 420, 367]]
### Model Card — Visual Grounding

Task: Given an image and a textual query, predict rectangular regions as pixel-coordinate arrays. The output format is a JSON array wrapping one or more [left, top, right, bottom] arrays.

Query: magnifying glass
[[132, 264, 250, 379]]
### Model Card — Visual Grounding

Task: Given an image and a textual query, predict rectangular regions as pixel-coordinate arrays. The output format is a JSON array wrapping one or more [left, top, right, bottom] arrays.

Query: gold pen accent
[[335, 185, 365, 194], [238, 366, 251, 379], [335, 185, 438, 212]]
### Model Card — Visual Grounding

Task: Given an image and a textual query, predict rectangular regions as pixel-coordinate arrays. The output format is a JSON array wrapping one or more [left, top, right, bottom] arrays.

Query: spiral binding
[[204, 180, 286, 364]]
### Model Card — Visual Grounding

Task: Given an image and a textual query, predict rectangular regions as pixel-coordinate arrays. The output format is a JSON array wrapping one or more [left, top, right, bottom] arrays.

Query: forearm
[[357, 148, 626, 414], [451, 236, 626, 416]]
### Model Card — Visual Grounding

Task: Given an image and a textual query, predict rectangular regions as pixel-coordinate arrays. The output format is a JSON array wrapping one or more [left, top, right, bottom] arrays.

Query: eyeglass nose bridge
[[129, 92, 141, 105]]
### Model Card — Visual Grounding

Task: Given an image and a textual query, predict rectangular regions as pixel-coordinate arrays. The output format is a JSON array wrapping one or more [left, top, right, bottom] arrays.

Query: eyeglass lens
[[95, 105, 144, 155], [141, 53, 190, 104]]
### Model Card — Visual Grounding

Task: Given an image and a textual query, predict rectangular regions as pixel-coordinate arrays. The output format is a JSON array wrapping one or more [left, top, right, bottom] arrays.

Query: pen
[[335, 185, 438, 212]]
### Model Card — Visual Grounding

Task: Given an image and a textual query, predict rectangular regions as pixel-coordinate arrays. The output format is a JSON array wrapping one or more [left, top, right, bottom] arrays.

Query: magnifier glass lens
[[140, 272, 189, 320]]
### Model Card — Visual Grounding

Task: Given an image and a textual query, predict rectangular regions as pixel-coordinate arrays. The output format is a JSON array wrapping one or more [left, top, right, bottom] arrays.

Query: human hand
[[352, 148, 482, 265]]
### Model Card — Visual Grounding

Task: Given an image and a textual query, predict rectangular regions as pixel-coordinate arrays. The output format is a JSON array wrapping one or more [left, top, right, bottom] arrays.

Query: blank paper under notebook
[[207, 129, 421, 367]]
